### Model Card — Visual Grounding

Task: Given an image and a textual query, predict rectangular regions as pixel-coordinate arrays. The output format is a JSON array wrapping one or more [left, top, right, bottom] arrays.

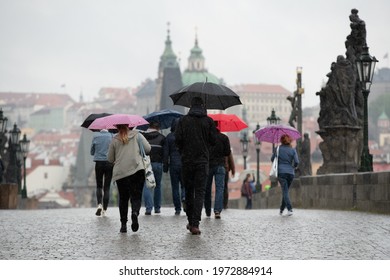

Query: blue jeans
[[143, 162, 163, 213], [169, 164, 185, 212], [205, 165, 225, 215], [278, 173, 294, 211]]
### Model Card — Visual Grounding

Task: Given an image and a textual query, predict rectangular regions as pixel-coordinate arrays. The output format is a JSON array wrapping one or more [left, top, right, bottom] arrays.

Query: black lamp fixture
[[19, 134, 30, 199], [240, 131, 249, 170], [253, 123, 262, 192], [267, 108, 281, 125], [10, 123, 21, 146], [267, 109, 280, 188], [356, 45, 378, 172]]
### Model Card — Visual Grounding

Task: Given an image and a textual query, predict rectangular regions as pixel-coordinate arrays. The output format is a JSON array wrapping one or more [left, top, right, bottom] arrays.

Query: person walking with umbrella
[[90, 129, 114, 216], [271, 134, 299, 216], [175, 97, 217, 235], [107, 124, 151, 233]]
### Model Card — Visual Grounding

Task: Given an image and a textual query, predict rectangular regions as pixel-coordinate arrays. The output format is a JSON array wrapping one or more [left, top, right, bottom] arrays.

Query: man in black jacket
[[141, 121, 166, 215], [175, 97, 217, 235], [163, 118, 185, 215], [204, 124, 231, 219]]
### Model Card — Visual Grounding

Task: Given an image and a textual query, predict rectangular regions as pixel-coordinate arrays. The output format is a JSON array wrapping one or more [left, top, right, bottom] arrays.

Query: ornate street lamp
[[240, 131, 249, 170], [267, 109, 280, 188], [20, 134, 30, 199], [356, 45, 378, 172], [5, 123, 21, 185], [0, 108, 8, 159], [253, 123, 262, 192]]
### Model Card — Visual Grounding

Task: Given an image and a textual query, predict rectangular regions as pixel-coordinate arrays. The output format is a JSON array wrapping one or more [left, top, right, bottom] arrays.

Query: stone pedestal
[[316, 126, 361, 174], [0, 183, 18, 209]]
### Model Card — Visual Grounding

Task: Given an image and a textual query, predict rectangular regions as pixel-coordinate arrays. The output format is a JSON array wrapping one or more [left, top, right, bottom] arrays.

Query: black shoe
[[120, 224, 127, 233], [131, 213, 139, 232], [145, 211, 151, 215]]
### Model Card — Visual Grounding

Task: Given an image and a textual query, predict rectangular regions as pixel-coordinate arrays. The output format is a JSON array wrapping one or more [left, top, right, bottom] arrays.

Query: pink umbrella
[[88, 114, 149, 130], [254, 124, 301, 144]]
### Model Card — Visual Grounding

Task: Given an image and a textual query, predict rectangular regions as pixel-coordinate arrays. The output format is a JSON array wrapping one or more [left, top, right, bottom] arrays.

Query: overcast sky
[[0, 0, 389, 108]]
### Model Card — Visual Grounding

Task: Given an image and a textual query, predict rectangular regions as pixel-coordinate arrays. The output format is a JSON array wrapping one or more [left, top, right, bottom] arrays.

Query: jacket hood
[[142, 130, 161, 140], [188, 105, 207, 118], [170, 118, 180, 132]]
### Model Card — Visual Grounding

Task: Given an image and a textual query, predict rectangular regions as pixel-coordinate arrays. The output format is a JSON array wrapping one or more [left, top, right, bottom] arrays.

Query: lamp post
[[5, 123, 21, 186], [356, 45, 378, 172], [267, 109, 280, 188], [0, 108, 8, 160], [240, 131, 249, 170], [253, 123, 262, 192], [19, 134, 30, 199], [296, 67, 304, 155]]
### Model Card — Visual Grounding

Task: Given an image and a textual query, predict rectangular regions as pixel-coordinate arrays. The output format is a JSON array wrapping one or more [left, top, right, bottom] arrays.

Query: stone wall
[[229, 171, 390, 214], [0, 183, 18, 209]]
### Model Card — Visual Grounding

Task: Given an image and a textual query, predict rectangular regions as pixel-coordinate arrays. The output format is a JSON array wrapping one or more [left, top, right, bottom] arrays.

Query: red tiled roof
[[0, 92, 75, 107]]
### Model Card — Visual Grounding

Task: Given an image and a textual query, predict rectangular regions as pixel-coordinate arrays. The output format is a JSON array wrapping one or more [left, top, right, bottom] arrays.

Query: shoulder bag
[[137, 135, 156, 189], [269, 146, 279, 182]]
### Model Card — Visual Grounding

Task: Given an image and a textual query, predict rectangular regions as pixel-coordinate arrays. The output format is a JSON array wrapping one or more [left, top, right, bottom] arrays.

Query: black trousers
[[182, 162, 209, 227], [116, 170, 145, 224], [95, 161, 113, 210]]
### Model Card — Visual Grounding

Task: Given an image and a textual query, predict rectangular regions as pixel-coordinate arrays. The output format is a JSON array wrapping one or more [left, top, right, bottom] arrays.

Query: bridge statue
[[316, 9, 365, 174]]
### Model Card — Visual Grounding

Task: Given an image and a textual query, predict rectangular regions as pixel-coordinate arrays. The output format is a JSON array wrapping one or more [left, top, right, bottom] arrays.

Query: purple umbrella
[[254, 124, 301, 144]]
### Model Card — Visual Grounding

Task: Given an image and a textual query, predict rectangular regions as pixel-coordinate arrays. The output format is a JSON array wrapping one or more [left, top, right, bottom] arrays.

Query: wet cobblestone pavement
[[0, 207, 389, 260]]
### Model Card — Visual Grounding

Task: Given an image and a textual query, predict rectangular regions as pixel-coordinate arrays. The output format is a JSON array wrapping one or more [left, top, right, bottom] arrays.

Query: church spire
[[159, 22, 178, 69], [187, 27, 205, 72]]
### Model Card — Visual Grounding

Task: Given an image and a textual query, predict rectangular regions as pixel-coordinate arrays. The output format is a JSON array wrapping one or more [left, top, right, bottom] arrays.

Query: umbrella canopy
[[169, 82, 242, 110], [88, 114, 149, 130], [254, 124, 301, 144], [239, 169, 267, 184], [141, 109, 183, 130], [208, 113, 248, 132], [80, 113, 112, 129]]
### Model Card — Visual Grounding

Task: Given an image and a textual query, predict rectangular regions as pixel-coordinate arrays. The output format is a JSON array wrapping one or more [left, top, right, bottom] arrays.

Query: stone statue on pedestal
[[316, 9, 366, 174]]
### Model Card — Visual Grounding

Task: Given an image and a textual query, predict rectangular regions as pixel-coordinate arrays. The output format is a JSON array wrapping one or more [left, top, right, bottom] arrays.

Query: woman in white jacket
[[108, 124, 151, 233]]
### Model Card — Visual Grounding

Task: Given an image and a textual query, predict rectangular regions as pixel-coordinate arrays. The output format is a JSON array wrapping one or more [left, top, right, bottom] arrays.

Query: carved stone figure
[[316, 9, 367, 174]]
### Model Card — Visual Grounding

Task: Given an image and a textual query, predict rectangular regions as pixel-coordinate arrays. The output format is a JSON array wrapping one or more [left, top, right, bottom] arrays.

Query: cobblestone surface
[[0, 208, 389, 260]]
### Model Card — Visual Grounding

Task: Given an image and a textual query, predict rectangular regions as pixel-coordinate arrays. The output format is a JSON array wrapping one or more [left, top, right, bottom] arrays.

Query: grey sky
[[0, 0, 389, 108]]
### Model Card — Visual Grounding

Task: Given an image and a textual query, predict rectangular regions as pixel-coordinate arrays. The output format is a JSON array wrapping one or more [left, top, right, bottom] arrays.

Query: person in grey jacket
[[90, 129, 113, 217], [107, 124, 151, 233], [271, 134, 299, 216]]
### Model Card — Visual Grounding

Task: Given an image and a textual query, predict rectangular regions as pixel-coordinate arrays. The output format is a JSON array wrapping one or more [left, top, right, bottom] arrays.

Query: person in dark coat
[[204, 123, 231, 219], [175, 97, 217, 235], [163, 118, 185, 215], [141, 121, 166, 215]]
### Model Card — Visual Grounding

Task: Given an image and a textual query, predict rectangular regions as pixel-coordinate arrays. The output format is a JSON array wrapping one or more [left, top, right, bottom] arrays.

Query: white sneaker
[[102, 210, 106, 217], [279, 210, 284, 216], [95, 204, 103, 216], [287, 210, 293, 216]]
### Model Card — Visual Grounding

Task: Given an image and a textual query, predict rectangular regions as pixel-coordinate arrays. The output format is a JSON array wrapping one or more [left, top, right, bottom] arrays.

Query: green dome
[[182, 70, 221, 85]]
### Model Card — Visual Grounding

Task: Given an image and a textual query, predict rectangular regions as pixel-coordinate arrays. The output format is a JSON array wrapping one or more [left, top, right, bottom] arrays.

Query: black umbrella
[[138, 109, 184, 131], [80, 113, 112, 129], [169, 82, 242, 110]]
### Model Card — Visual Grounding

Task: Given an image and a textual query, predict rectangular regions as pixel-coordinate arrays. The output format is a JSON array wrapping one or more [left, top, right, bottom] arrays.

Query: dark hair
[[191, 97, 204, 106], [149, 121, 160, 129]]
